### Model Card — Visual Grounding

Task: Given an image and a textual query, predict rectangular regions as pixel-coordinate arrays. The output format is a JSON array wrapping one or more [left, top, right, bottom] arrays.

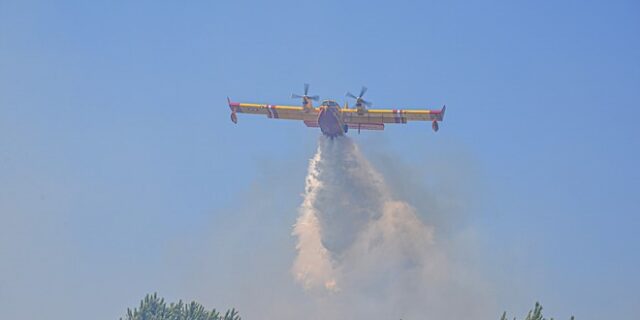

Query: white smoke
[[291, 136, 486, 319]]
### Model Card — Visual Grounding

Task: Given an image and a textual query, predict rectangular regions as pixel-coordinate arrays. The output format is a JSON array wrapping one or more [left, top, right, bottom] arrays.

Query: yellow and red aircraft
[[228, 84, 446, 137]]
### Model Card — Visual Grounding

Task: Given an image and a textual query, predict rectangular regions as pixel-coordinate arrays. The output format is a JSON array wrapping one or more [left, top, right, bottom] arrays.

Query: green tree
[[121, 293, 240, 320], [500, 302, 574, 320]]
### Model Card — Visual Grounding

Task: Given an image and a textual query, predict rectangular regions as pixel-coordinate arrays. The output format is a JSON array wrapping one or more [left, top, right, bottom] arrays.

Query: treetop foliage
[[123, 294, 573, 320], [121, 293, 240, 320], [500, 302, 575, 320]]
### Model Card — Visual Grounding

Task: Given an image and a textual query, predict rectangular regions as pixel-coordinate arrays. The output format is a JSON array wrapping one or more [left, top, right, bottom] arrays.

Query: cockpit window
[[322, 100, 339, 107]]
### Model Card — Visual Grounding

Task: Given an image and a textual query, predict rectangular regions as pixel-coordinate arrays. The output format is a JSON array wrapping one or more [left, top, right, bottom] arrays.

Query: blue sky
[[1, 0, 639, 319]]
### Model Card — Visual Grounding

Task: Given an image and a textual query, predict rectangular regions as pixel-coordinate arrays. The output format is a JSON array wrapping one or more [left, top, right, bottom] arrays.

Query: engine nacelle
[[432, 120, 439, 132]]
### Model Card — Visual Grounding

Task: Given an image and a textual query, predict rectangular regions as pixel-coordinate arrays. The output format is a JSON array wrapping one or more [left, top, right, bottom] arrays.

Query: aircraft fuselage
[[318, 104, 346, 138]]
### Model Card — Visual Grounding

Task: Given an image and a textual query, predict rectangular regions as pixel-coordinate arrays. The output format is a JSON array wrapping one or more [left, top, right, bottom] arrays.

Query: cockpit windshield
[[321, 100, 339, 107]]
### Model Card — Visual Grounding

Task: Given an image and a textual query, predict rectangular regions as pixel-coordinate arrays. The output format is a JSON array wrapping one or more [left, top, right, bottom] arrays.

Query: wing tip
[[227, 97, 240, 110]]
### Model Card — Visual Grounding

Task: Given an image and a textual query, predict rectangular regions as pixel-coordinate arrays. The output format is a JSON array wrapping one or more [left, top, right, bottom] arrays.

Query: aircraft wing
[[228, 98, 318, 123], [342, 106, 446, 131], [343, 106, 445, 124]]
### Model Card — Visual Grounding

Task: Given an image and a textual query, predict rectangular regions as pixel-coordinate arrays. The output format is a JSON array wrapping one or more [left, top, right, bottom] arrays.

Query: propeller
[[346, 86, 372, 107], [291, 83, 319, 103]]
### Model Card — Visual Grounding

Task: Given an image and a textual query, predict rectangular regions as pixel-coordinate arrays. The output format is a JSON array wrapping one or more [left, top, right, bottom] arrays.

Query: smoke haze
[[290, 137, 490, 319]]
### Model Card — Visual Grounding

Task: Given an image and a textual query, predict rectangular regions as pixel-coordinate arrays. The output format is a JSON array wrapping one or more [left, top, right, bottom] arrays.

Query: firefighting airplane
[[227, 84, 446, 137]]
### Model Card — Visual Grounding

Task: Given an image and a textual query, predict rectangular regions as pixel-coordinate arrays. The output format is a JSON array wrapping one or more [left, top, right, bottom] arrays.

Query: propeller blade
[[304, 83, 309, 95], [359, 86, 368, 98], [363, 100, 372, 107], [346, 92, 358, 99], [309, 95, 320, 101], [292, 94, 303, 99]]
